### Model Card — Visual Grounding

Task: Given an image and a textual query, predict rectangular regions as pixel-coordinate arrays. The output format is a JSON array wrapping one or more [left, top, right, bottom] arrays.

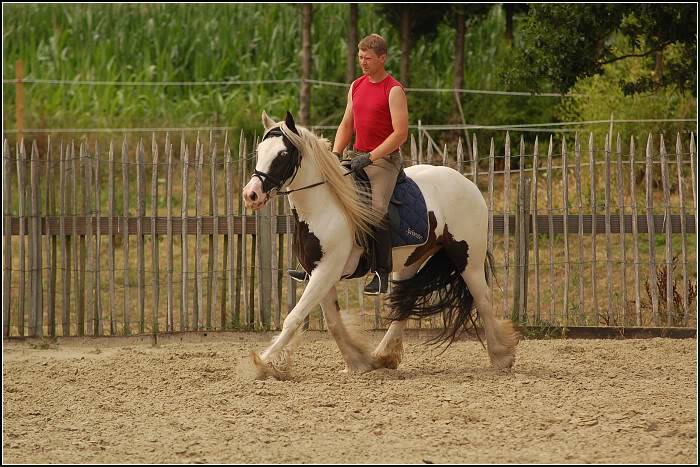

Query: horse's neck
[[287, 155, 337, 223]]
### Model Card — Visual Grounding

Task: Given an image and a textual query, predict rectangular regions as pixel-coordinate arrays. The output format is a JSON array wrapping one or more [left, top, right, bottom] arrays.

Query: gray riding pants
[[349, 150, 403, 215]]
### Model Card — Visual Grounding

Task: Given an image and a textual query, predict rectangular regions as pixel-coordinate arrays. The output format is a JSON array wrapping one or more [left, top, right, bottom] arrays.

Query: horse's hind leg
[[372, 320, 406, 370], [320, 286, 376, 373], [371, 265, 420, 369], [461, 266, 519, 369]]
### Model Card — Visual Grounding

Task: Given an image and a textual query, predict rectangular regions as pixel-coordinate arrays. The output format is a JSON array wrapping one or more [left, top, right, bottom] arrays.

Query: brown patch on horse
[[292, 209, 323, 274], [404, 213, 469, 271], [404, 211, 438, 267], [440, 223, 469, 273]]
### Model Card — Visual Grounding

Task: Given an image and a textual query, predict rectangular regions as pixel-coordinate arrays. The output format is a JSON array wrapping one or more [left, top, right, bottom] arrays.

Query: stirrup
[[287, 269, 309, 283], [363, 271, 389, 296]]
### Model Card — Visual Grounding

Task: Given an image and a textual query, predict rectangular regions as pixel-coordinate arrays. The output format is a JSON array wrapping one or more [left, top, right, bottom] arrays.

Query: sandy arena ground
[[2, 331, 697, 464]]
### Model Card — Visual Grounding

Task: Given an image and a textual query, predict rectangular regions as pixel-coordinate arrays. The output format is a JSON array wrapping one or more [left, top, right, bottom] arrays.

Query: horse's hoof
[[490, 352, 515, 370], [371, 352, 399, 370], [372, 341, 403, 370], [250, 351, 291, 380]]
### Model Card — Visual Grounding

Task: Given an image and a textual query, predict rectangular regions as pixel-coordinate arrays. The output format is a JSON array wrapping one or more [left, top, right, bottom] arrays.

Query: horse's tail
[[485, 249, 497, 288], [387, 248, 482, 350]]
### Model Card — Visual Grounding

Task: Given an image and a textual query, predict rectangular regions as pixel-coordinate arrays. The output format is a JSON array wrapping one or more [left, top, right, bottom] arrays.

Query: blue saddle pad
[[388, 176, 429, 248]]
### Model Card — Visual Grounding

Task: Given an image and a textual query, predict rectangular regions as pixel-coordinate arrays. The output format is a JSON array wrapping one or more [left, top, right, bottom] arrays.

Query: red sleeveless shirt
[[351, 74, 403, 153]]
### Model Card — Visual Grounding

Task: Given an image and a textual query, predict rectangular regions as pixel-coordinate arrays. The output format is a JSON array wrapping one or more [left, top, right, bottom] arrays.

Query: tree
[[503, 4, 697, 96], [345, 4, 359, 83], [376, 4, 449, 87], [450, 5, 492, 115], [449, 4, 493, 158], [502, 3, 528, 44], [300, 4, 312, 124]]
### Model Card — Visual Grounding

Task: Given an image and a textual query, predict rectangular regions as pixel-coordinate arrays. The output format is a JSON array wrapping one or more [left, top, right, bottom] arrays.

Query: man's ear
[[261, 111, 276, 130], [285, 111, 299, 135]]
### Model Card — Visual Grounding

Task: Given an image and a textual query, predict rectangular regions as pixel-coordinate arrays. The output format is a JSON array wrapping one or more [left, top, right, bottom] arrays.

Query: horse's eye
[[280, 151, 288, 157]]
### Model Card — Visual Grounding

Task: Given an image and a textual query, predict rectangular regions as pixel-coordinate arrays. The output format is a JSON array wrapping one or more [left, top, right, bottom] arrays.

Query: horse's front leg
[[251, 253, 346, 380], [320, 286, 377, 373]]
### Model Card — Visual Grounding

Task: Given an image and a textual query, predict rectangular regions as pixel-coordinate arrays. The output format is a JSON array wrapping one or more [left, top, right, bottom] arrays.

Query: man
[[290, 33, 409, 295]]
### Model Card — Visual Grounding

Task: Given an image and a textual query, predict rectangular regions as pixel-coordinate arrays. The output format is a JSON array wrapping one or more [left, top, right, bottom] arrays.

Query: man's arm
[[368, 86, 409, 162], [332, 86, 354, 155]]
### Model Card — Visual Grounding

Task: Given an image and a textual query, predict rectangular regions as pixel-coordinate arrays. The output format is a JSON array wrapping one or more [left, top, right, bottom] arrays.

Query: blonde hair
[[277, 122, 383, 247], [358, 34, 387, 56]]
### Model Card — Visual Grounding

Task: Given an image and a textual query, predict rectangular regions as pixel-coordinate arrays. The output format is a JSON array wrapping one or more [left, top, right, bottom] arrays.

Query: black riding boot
[[364, 218, 393, 295]]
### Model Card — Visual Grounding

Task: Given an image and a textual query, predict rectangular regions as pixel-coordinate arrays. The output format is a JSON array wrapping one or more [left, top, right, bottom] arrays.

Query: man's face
[[358, 49, 386, 76]]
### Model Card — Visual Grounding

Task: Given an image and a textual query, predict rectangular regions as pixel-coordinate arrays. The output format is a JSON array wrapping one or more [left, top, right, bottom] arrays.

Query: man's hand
[[350, 153, 373, 172]]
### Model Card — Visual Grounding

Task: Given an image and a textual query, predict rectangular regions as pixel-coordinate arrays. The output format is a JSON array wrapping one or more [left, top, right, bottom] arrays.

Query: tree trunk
[[504, 4, 514, 44], [400, 9, 410, 87], [346, 4, 358, 83], [300, 4, 313, 125], [452, 11, 465, 120], [654, 49, 664, 91], [452, 12, 472, 160]]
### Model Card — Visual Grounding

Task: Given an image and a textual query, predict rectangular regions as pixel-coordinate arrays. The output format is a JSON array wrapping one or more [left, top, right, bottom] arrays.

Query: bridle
[[252, 126, 353, 197], [251, 127, 303, 196]]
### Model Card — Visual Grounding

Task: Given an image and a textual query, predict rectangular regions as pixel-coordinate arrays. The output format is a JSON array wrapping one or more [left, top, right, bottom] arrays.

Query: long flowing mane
[[278, 123, 383, 244]]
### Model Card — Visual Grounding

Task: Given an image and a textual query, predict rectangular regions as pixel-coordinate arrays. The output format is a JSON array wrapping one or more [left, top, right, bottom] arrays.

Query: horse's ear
[[285, 111, 299, 135], [261, 111, 276, 131]]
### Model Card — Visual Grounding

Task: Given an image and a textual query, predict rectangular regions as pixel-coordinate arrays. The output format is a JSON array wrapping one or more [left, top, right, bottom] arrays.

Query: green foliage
[[375, 4, 451, 41], [2, 2, 694, 146], [504, 4, 697, 96], [556, 33, 697, 143]]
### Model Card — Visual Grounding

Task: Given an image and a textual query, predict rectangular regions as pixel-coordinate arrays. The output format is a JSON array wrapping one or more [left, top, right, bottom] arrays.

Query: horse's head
[[242, 111, 301, 210]]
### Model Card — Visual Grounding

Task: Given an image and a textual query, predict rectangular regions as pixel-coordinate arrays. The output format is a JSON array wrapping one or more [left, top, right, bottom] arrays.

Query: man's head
[[358, 34, 387, 77]]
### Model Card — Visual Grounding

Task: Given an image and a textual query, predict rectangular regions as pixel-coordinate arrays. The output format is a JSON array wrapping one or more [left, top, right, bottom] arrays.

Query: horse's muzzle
[[242, 178, 268, 210]]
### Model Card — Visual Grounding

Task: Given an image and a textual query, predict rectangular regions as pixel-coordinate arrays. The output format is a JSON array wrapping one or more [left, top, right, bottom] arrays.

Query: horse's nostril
[[250, 192, 257, 201]]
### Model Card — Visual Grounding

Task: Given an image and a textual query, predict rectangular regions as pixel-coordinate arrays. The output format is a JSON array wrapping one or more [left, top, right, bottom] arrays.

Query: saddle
[[341, 160, 429, 279]]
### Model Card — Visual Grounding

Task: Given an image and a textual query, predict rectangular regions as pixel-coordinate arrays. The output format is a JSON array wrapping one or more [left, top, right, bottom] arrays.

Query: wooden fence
[[2, 130, 697, 337]]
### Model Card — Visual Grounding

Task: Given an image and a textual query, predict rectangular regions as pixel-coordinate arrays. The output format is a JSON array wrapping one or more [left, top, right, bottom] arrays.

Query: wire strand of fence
[[5, 119, 696, 135], [3, 152, 696, 167], [4, 76, 582, 97], [4, 75, 689, 102], [416, 119, 698, 129], [6, 207, 695, 219], [2, 78, 302, 86]]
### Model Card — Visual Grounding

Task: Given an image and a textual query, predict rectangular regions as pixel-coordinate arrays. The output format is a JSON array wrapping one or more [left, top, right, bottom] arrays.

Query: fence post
[[675, 134, 689, 325], [121, 138, 130, 335], [257, 197, 272, 330], [30, 141, 42, 336], [645, 134, 659, 325], [137, 140, 146, 333], [503, 132, 511, 319], [17, 141, 27, 336], [531, 136, 540, 324], [151, 135, 160, 335], [522, 176, 531, 324], [512, 179, 520, 322], [3, 140, 12, 336], [512, 175, 531, 324]]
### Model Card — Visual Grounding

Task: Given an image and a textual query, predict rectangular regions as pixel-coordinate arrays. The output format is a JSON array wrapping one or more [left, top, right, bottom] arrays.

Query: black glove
[[350, 153, 373, 172]]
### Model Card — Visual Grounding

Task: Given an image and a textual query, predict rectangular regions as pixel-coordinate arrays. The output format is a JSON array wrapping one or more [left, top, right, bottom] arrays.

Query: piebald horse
[[242, 111, 518, 379]]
